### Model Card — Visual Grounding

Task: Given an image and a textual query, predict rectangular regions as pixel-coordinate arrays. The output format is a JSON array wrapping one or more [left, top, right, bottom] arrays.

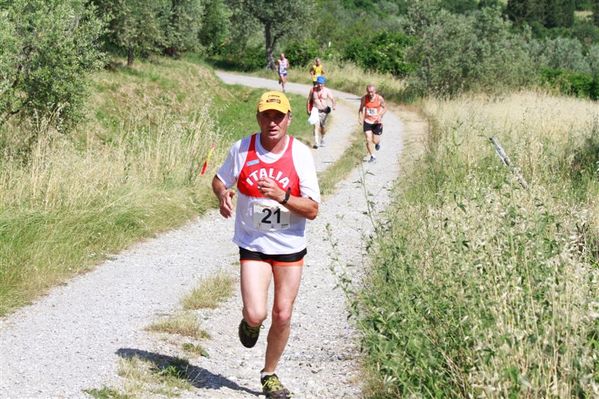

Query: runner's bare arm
[[306, 89, 313, 114], [378, 96, 387, 122], [327, 90, 336, 110], [257, 177, 318, 220], [212, 176, 235, 218], [358, 96, 365, 124]]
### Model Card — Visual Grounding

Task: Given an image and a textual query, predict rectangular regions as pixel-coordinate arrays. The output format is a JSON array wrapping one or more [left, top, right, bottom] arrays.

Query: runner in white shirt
[[212, 91, 320, 399], [276, 53, 289, 93]]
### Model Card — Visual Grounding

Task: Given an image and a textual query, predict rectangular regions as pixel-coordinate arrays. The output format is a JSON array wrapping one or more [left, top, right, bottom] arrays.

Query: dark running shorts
[[363, 122, 383, 135], [239, 247, 307, 267]]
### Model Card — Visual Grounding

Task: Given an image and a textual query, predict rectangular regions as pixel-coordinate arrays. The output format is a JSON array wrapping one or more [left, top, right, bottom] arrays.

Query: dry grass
[[359, 90, 599, 397], [0, 58, 228, 315]]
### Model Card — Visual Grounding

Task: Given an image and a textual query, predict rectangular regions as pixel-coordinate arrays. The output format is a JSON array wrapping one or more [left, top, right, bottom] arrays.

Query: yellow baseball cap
[[257, 91, 291, 114]]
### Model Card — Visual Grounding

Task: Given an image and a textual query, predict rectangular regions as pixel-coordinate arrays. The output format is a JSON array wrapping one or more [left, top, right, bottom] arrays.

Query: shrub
[[342, 31, 414, 77], [540, 68, 598, 98], [284, 39, 320, 67], [404, 6, 533, 95], [0, 0, 104, 128]]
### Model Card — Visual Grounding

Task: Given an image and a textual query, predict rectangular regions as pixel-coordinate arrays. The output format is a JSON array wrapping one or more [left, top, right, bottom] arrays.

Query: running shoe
[[261, 374, 292, 399], [375, 143, 380, 151], [238, 319, 261, 348], [368, 155, 376, 163], [312, 144, 318, 149]]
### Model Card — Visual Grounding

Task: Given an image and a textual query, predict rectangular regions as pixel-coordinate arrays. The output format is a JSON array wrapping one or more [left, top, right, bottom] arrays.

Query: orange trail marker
[[200, 144, 216, 176]]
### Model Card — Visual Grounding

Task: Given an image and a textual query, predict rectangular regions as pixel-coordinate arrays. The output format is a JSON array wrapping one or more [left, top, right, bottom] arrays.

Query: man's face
[[367, 88, 376, 99], [314, 83, 323, 91], [257, 109, 290, 141]]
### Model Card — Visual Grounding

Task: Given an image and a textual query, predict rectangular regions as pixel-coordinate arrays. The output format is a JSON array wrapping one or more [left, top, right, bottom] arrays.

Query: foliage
[[241, 0, 316, 69], [198, 0, 231, 55], [403, 4, 534, 95], [507, 0, 576, 28], [540, 67, 599, 98], [531, 36, 591, 73], [284, 39, 320, 68], [91, 0, 168, 65], [0, 0, 104, 127], [163, 0, 204, 57], [342, 31, 414, 77]]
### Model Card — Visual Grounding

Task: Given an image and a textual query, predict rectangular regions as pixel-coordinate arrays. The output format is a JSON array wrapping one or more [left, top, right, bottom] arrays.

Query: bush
[[342, 31, 414, 77], [0, 0, 104, 128], [541, 68, 599, 98], [403, 6, 533, 96], [284, 39, 320, 67]]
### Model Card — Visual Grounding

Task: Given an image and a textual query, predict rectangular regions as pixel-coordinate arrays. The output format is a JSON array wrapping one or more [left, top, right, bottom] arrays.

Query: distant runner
[[306, 76, 336, 149], [309, 58, 325, 86], [358, 84, 386, 162], [276, 53, 289, 92], [212, 91, 320, 399]]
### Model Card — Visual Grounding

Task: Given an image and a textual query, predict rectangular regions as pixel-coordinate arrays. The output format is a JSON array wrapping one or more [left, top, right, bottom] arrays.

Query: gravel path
[[0, 73, 405, 398]]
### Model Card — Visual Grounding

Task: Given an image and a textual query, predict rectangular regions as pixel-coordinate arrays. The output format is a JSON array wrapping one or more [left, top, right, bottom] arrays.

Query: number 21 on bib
[[252, 202, 291, 231]]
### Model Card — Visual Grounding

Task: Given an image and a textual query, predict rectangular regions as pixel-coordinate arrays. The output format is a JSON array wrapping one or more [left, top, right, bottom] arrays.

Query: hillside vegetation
[[357, 91, 599, 397], [0, 58, 309, 315]]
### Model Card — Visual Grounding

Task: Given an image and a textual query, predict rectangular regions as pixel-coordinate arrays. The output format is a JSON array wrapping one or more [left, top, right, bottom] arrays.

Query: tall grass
[[358, 91, 599, 397]]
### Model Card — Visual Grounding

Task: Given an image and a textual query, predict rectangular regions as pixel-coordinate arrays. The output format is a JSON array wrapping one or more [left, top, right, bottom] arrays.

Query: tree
[[91, 0, 167, 66], [164, 0, 204, 57], [242, 0, 315, 69], [0, 0, 104, 127], [507, 0, 575, 28], [198, 0, 232, 54]]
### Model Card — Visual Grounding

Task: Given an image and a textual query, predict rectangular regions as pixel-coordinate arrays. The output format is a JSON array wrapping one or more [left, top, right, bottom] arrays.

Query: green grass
[[146, 312, 210, 339], [84, 387, 131, 399], [212, 83, 312, 144], [318, 128, 365, 195], [181, 342, 209, 357], [116, 356, 194, 397], [181, 273, 235, 310]]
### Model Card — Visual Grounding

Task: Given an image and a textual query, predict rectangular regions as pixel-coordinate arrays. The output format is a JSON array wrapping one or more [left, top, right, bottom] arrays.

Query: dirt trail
[[0, 73, 411, 398]]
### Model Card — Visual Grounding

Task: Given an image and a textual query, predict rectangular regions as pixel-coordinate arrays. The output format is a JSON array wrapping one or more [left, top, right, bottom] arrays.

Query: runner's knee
[[271, 305, 293, 326], [244, 308, 268, 326]]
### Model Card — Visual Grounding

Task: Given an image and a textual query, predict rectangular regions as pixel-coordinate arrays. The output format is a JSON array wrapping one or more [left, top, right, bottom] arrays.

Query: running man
[[306, 76, 336, 149], [358, 84, 386, 162], [275, 53, 289, 92], [212, 91, 320, 399], [309, 58, 325, 86]]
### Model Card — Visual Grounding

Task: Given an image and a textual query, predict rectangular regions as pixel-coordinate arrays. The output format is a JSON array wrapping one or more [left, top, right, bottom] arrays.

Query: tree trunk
[[264, 23, 275, 70], [127, 48, 135, 66]]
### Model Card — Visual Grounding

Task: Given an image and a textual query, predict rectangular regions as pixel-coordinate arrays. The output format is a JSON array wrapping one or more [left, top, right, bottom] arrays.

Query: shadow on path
[[116, 348, 261, 396]]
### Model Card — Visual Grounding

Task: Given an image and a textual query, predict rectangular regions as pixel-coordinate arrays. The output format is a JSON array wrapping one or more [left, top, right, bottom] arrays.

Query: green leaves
[[0, 0, 104, 127]]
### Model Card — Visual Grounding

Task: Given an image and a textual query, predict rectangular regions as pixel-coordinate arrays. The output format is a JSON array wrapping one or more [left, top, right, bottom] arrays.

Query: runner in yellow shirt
[[309, 58, 325, 86]]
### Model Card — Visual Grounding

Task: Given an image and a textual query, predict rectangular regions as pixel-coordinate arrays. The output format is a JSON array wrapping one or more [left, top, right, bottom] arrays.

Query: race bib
[[366, 108, 378, 116], [252, 201, 291, 231]]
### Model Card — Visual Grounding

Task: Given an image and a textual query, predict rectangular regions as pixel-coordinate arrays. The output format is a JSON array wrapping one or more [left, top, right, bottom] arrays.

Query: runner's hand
[[257, 177, 285, 203], [218, 189, 235, 218]]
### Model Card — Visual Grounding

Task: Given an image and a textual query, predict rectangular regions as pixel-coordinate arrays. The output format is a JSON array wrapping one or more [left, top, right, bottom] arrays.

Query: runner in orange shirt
[[358, 84, 386, 162]]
